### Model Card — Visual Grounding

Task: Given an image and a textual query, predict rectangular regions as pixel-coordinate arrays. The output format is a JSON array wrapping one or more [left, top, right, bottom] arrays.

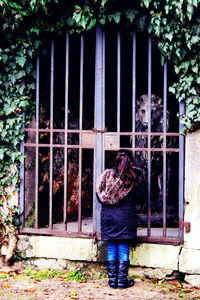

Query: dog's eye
[[141, 109, 145, 114]]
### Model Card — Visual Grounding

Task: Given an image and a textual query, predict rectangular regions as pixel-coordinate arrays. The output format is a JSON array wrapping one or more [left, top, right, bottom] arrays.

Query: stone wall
[[179, 130, 200, 274], [1, 131, 200, 276]]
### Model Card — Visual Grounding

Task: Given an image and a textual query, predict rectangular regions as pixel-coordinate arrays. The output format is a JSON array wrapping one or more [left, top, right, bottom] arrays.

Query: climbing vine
[[0, 0, 75, 263], [0, 0, 200, 263], [72, 0, 200, 134]]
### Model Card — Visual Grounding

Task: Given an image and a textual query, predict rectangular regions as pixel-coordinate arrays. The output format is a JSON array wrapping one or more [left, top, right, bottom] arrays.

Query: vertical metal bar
[[179, 100, 185, 240], [94, 25, 104, 237], [63, 31, 69, 231], [163, 56, 167, 238], [117, 31, 121, 133], [132, 30, 136, 132], [49, 39, 54, 230], [78, 34, 84, 233], [20, 110, 25, 227], [147, 35, 152, 237], [102, 30, 105, 170], [132, 31, 136, 153], [35, 56, 40, 229]]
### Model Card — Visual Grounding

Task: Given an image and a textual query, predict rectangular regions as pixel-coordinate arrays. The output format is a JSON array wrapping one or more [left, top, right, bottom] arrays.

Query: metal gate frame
[[20, 25, 185, 244], [93, 26, 185, 244]]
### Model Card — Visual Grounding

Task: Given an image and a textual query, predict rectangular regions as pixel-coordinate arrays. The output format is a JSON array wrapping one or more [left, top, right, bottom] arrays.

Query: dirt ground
[[0, 263, 200, 300]]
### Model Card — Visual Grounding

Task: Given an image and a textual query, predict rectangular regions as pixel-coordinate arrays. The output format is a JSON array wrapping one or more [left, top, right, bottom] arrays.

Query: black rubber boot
[[107, 260, 118, 288], [118, 260, 134, 289]]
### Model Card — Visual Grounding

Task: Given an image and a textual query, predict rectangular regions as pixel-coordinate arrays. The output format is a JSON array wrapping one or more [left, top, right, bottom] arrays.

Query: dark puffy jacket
[[99, 187, 139, 241]]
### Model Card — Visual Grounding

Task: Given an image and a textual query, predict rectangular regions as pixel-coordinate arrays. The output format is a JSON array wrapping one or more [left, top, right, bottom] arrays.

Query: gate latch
[[180, 221, 191, 233], [92, 127, 107, 133]]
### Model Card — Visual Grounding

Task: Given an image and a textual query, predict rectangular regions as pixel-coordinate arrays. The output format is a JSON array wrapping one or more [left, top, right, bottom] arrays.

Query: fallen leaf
[[150, 278, 158, 283], [24, 288, 36, 293], [173, 280, 182, 288], [95, 284, 101, 288]]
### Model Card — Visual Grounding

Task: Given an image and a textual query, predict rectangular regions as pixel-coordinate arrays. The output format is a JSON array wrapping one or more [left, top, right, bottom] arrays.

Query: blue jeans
[[107, 240, 129, 261]]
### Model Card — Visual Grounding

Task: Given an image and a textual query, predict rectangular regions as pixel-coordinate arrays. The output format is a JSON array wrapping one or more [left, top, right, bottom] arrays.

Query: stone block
[[18, 235, 98, 261], [28, 258, 58, 270], [184, 130, 200, 249], [185, 275, 200, 287], [144, 268, 173, 279], [130, 244, 180, 270], [179, 247, 200, 274]]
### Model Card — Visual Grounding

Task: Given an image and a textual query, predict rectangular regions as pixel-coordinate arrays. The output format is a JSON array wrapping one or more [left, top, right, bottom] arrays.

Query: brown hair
[[113, 150, 141, 186]]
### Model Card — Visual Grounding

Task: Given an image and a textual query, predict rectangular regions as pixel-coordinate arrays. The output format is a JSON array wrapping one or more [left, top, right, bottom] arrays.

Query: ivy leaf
[[165, 33, 173, 41], [187, 110, 196, 118], [187, 104, 195, 112], [8, 74, 17, 84], [187, 4, 194, 20], [81, 15, 89, 29], [73, 11, 82, 24], [4, 106, 15, 116], [108, 12, 121, 24], [67, 17, 74, 27], [15, 55, 26, 68], [137, 15, 147, 32], [30, 27, 40, 35], [191, 35, 200, 45], [169, 87, 176, 94], [87, 18, 96, 30], [7, 118, 15, 127], [17, 70, 26, 79], [33, 40, 41, 49], [0, 149, 5, 160], [2, 54, 8, 64], [143, 0, 151, 8], [192, 65, 198, 73], [125, 9, 138, 23], [10, 152, 17, 163]]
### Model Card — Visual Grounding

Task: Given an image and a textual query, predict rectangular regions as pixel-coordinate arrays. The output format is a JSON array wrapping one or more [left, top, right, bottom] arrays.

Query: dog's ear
[[152, 94, 162, 106], [136, 96, 143, 107]]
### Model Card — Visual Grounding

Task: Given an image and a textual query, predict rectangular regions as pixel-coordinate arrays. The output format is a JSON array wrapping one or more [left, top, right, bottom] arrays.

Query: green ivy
[[72, 0, 200, 134], [0, 0, 200, 261], [0, 0, 75, 260]]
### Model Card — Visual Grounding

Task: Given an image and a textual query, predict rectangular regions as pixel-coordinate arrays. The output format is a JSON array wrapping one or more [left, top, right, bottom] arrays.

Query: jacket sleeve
[[96, 169, 109, 198]]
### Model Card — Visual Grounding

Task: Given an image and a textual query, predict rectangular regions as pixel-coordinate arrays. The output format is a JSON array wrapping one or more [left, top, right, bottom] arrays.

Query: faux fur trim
[[96, 169, 134, 205]]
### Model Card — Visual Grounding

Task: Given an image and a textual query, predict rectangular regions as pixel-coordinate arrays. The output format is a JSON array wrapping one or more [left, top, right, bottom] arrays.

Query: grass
[[0, 267, 109, 283], [149, 277, 200, 299], [25, 268, 62, 280]]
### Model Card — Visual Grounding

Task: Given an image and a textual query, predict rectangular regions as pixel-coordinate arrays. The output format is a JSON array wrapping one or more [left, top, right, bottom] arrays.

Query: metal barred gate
[[20, 25, 185, 244]]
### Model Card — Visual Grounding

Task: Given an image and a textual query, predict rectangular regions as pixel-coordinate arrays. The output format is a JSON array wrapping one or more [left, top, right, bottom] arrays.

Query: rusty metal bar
[[24, 143, 94, 149], [132, 31, 136, 152], [132, 31, 136, 131], [63, 31, 69, 231], [19, 228, 93, 237], [102, 29, 105, 170], [147, 35, 152, 237], [94, 25, 104, 237], [35, 56, 40, 229], [49, 39, 54, 230], [117, 31, 121, 133], [179, 99, 185, 240], [20, 111, 25, 227], [24, 143, 180, 152], [25, 127, 180, 136], [137, 236, 183, 245], [162, 56, 167, 238], [78, 34, 84, 233]]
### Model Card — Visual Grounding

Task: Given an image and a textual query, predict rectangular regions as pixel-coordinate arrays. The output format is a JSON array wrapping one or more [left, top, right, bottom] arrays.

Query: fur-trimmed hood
[[96, 169, 135, 205]]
